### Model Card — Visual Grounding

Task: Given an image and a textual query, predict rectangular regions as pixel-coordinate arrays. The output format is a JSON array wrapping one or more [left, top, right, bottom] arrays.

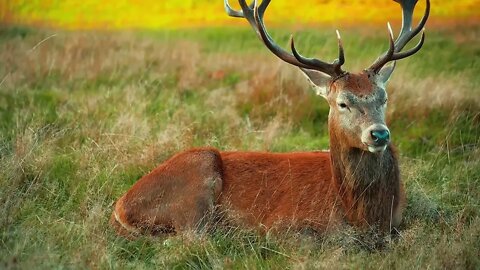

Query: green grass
[[0, 25, 479, 269]]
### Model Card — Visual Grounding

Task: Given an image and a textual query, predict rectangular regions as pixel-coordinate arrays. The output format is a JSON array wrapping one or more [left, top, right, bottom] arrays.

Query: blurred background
[[2, 0, 479, 29]]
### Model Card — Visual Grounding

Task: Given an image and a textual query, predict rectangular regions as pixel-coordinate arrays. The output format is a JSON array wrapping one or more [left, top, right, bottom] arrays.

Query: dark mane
[[330, 135, 401, 230]]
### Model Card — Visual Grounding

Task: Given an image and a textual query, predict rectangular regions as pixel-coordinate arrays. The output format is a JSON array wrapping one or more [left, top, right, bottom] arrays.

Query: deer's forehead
[[333, 72, 386, 101], [334, 72, 375, 95]]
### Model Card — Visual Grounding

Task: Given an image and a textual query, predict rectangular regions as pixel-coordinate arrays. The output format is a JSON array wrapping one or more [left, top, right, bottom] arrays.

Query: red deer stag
[[111, 0, 430, 237]]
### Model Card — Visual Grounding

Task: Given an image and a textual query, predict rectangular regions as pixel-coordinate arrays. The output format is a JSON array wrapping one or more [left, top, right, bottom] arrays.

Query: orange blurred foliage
[[1, 0, 479, 29]]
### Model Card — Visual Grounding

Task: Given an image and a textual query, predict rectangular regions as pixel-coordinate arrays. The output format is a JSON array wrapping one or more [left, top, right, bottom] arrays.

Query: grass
[[0, 24, 479, 269]]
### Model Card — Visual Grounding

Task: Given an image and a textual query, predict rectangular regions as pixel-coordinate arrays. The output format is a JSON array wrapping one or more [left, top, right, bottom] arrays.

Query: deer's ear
[[376, 62, 396, 86], [299, 68, 331, 98]]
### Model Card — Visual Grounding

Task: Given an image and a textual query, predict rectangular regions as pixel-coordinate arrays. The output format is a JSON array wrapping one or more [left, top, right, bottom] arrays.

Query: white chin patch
[[368, 145, 388, 153]]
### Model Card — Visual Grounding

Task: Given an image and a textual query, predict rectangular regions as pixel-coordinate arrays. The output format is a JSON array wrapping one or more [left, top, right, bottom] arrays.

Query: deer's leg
[[111, 148, 223, 236]]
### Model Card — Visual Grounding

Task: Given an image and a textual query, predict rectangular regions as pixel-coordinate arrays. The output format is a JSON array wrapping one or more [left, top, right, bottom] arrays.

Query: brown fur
[[327, 96, 405, 230], [111, 145, 404, 236], [332, 72, 374, 96], [329, 132, 403, 230], [113, 149, 223, 235], [219, 151, 341, 231]]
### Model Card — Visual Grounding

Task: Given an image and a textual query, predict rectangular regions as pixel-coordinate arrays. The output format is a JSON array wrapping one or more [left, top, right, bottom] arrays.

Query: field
[[0, 23, 479, 268]]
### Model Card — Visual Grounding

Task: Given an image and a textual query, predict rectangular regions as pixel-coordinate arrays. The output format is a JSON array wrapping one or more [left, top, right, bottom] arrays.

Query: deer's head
[[225, 0, 429, 153]]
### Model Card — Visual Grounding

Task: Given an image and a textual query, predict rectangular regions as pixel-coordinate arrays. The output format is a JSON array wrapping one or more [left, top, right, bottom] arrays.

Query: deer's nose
[[371, 129, 390, 144]]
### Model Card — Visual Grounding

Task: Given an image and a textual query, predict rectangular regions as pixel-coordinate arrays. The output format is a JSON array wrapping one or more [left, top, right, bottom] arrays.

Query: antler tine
[[257, 0, 271, 16], [370, 23, 396, 72], [224, 0, 259, 29], [392, 29, 425, 60], [395, 0, 430, 52], [224, 0, 244, 18], [224, 0, 346, 77], [335, 30, 345, 68], [368, 0, 429, 73], [289, 31, 345, 76], [254, 6, 341, 74]]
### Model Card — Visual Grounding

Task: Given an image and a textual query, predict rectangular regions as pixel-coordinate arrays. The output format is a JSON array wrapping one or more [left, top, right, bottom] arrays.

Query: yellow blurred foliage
[[2, 0, 479, 29]]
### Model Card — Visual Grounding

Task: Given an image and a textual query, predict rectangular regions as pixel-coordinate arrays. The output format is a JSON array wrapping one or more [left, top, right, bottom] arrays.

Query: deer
[[110, 0, 430, 237]]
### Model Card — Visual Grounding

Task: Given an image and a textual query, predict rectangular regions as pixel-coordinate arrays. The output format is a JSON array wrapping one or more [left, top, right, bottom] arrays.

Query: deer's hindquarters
[[111, 148, 223, 236]]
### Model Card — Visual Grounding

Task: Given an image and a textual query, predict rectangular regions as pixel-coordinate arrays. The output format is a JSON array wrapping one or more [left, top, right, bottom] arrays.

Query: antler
[[369, 0, 430, 73], [224, 0, 346, 78]]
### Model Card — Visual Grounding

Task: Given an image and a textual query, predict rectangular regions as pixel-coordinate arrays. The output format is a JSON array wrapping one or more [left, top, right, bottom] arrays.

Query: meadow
[[0, 23, 479, 269]]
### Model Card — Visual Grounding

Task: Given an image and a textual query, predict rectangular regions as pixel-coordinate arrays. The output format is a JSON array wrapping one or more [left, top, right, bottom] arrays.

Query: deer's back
[[219, 151, 342, 231]]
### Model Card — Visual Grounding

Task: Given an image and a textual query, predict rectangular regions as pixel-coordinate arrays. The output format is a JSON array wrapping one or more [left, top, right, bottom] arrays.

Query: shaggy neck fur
[[329, 125, 401, 230]]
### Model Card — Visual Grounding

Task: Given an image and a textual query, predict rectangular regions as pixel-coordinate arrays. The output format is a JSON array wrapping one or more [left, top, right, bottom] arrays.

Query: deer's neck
[[329, 131, 401, 229]]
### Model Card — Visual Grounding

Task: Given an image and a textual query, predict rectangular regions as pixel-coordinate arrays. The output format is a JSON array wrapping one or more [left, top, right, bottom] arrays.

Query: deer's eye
[[338, 102, 350, 110]]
